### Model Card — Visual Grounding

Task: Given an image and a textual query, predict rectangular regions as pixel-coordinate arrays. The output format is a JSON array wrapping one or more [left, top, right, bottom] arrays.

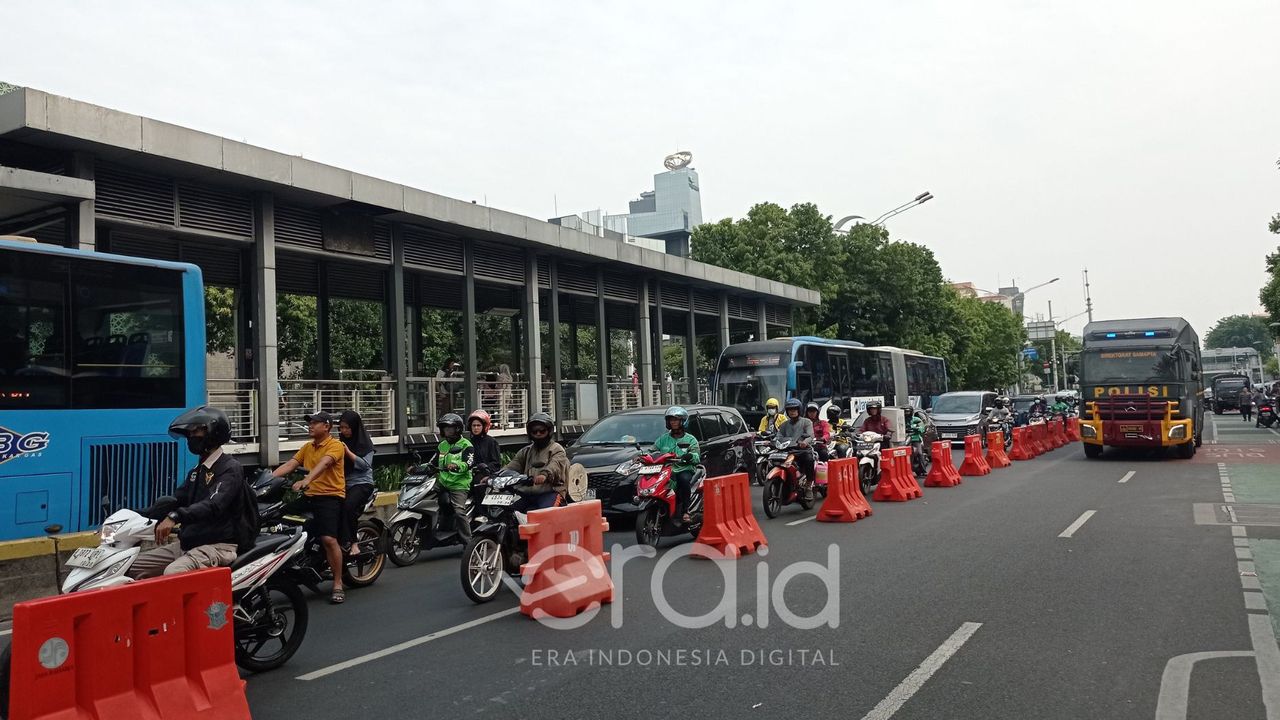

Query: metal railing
[[406, 377, 466, 431], [280, 378, 396, 438], [607, 381, 648, 413], [478, 381, 529, 430], [208, 378, 258, 442]]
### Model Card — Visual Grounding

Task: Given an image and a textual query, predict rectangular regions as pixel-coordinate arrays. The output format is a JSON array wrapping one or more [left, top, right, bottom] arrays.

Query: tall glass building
[[603, 167, 703, 257]]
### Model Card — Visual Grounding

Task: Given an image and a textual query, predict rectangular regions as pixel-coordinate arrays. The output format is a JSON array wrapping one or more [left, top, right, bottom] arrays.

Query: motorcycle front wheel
[[635, 504, 665, 547], [763, 479, 783, 518], [235, 580, 309, 673], [343, 520, 386, 587], [386, 519, 421, 567], [461, 535, 506, 604], [860, 466, 878, 497]]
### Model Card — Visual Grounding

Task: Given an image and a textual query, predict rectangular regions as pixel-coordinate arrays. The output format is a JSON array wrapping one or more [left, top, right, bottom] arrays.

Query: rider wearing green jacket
[[654, 406, 700, 524]]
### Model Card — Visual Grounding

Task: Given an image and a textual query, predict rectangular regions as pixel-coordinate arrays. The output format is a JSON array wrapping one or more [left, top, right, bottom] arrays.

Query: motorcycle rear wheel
[[636, 505, 665, 547], [342, 520, 386, 587], [763, 480, 783, 518], [461, 536, 506, 604], [235, 580, 309, 673], [386, 520, 421, 567]]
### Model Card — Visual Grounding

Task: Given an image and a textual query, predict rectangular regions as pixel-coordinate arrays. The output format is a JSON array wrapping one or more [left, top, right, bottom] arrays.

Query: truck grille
[[1089, 397, 1178, 422]]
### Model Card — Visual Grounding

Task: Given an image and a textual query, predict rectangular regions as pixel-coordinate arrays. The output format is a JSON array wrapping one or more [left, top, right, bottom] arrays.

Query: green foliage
[[373, 462, 405, 492], [204, 286, 237, 356], [330, 298, 385, 372], [277, 293, 318, 378], [1267, 357, 1279, 378], [420, 307, 462, 374], [1205, 314, 1273, 360]]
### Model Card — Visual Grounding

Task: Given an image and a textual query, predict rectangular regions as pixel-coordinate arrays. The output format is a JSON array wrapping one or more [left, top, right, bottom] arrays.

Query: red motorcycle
[[631, 442, 705, 548], [762, 438, 815, 518]]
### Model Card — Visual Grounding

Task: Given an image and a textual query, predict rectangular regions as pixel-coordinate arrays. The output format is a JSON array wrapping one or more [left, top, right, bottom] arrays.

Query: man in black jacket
[[128, 406, 251, 579]]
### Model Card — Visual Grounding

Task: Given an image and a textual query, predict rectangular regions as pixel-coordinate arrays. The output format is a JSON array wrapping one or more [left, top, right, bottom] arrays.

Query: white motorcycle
[[0, 496, 310, 715], [854, 431, 886, 497]]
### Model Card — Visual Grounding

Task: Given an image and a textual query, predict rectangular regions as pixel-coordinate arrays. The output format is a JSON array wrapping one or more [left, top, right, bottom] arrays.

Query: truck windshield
[[1081, 347, 1180, 382]]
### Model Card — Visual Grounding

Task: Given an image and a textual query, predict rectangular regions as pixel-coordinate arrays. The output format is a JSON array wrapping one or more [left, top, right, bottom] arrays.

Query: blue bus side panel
[[0, 472, 72, 539]]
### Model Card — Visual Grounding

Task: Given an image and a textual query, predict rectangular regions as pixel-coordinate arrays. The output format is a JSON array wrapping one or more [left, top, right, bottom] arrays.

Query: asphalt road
[[6, 424, 1277, 719]]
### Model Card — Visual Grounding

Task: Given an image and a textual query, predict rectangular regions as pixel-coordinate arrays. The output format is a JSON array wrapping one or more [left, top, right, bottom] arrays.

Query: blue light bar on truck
[[1088, 329, 1174, 341]]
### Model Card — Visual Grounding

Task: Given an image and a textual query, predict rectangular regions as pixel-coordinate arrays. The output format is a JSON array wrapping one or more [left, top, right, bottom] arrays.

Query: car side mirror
[[984, 407, 994, 412]]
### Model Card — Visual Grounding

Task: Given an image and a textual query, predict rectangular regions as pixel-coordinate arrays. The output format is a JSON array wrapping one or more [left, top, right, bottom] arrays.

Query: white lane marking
[[787, 514, 817, 526], [1119, 471, 1136, 484], [1211, 418, 1219, 444], [1155, 650, 1256, 719], [296, 607, 521, 680], [859, 622, 983, 720], [1058, 510, 1097, 538], [1225, 494, 1238, 503], [1248, 613, 1280, 717], [1226, 506, 1240, 523], [1245, 592, 1267, 611], [0, 628, 10, 637], [1237, 547, 1254, 560], [1267, 428, 1280, 437], [1235, 538, 1252, 547]]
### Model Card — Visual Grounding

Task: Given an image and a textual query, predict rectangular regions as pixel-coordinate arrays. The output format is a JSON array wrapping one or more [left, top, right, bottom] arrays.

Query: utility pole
[[1049, 300, 1059, 392], [1083, 269, 1094, 323]]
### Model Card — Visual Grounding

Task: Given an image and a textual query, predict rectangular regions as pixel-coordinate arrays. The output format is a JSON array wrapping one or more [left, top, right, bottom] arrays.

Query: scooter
[[632, 442, 706, 548], [251, 470, 387, 591], [854, 431, 886, 496], [459, 469, 552, 604], [1258, 402, 1277, 429], [385, 452, 478, 566], [761, 438, 815, 518], [0, 497, 310, 714]]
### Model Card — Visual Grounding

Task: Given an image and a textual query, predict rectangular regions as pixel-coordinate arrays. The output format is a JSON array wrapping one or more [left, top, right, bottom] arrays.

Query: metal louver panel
[[83, 437, 184, 528], [693, 289, 719, 315], [735, 297, 760, 321], [27, 218, 67, 246], [274, 205, 324, 250], [605, 303, 636, 329], [472, 242, 524, 284], [537, 258, 550, 288], [402, 225, 463, 273], [602, 272, 638, 302], [277, 252, 320, 294], [182, 244, 243, 287], [658, 285, 689, 311], [177, 184, 253, 237], [557, 264, 597, 296], [374, 222, 392, 260], [417, 273, 464, 310], [108, 233, 180, 261], [328, 262, 387, 301], [96, 163, 175, 226], [766, 303, 791, 325]]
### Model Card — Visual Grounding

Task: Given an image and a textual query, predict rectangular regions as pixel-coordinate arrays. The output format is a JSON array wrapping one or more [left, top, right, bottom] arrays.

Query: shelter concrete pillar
[[390, 225, 410, 444], [252, 193, 280, 466], [524, 252, 542, 420], [638, 279, 654, 406], [68, 152, 95, 251]]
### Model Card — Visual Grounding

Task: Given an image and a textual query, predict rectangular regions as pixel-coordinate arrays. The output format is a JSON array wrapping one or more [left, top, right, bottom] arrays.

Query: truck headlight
[[1080, 424, 1097, 438], [1169, 425, 1187, 439]]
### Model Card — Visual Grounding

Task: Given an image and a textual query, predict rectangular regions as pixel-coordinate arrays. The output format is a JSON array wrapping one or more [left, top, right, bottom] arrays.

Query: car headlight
[[1169, 425, 1187, 439], [1080, 424, 1097, 438], [615, 460, 641, 476]]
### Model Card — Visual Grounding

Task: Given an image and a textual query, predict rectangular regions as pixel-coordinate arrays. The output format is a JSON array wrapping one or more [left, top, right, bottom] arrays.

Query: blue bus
[[0, 238, 206, 540], [713, 337, 948, 428]]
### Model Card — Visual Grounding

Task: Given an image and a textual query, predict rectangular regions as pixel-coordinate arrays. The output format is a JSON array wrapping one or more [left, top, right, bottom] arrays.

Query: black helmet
[[784, 398, 803, 412], [867, 400, 883, 411], [169, 406, 231, 455], [805, 402, 821, 415], [437, 413, 464, 439], [526, 411, 555, 434], [825, 405, 841, 422]]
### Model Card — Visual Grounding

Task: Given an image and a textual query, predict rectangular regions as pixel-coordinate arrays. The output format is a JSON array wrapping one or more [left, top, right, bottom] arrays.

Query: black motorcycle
[[1258, 401, 1277, 429], [251, 470, 387, 592], [460, 469, 551, 604]]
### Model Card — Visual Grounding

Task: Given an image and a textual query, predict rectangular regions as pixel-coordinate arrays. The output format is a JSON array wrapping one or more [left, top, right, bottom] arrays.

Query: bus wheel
[[1083, 444, 1102, 459]]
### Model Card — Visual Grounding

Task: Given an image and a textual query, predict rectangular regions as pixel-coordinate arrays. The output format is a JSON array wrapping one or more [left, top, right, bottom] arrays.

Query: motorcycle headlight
[[615, 460, 641, 476], [638, 486, 655, 497], [99, 520, 127, 544]]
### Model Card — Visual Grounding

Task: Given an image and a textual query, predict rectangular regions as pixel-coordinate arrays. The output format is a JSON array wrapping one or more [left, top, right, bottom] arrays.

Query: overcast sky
[[6, 1, 1278, 338]]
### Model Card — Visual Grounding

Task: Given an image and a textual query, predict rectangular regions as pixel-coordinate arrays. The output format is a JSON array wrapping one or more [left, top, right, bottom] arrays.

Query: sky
[[5, 1, 1278, 338]]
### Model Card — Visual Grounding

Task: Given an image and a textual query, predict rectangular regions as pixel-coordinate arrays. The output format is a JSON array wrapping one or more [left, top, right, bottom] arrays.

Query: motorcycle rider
[[127, 406, 253, 579], [776, 398, 817, 496], [806, 402, 832, 461], [1050, 394, 1072, 416], [905, 406, 927, 475], [467, 409, 503, 485], [1029, 395, 1049, 418], [505, 412, 570, 511], [270, 411, 347, 604], [1253, 388, 1269, 427], [861, 400, 892, 437], [654, 406, 701, 525], [826, 403, 851, 458], [758, 397, 785, 434], [435, 413, 476, 541]]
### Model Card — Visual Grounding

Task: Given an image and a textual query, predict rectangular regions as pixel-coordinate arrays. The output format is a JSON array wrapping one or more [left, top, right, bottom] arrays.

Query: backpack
[[227, 459, 260, 554]]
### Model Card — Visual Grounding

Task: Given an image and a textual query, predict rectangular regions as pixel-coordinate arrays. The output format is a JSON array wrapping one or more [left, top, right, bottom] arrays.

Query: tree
[[204, 286, 237, 358], [1205, 314, 1272, 360], [277, 293, 318, 378]]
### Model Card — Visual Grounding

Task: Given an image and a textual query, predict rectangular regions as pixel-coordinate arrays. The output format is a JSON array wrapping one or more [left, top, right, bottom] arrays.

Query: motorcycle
[[0, 496, 310, 711], [753, 433, 775, 485], [631, 442, 706, 547], [460, 469, 552, 604], [1258, 402, 1277, 429], [761, 438, 815, 518], [853, 431, 886, 496], [251, 470, 387, 591], [908, 435, 931, 478], [830, 428, 856, 460], [385, 452, 478, 567]]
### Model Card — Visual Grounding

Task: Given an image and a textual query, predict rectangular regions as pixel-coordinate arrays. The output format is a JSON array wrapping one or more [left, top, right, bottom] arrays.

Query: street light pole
[[1049, 300, 1058, 393], [1012, 277, 1060, 394], [834, 191, 934, 233]]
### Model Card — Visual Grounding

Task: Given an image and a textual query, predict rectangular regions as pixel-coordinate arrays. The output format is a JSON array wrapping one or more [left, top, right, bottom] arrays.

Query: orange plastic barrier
[[958, 435, 992, 476], [1008, 426, 1034, 461], [7, 567, 250, 720], [925, 440, 962, 487], [873, 446, 923, 501], [519, 499, 614, 619], [985, 431, 1012, 468], [817, 457, 873, 523], [1031, 423, 1047, 456], [694, 472, 768, 558], [1053, 419, 1068, 447], [1065, 416, 1081, 442]]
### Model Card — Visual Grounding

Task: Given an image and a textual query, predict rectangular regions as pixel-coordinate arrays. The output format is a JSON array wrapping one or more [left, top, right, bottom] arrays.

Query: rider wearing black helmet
[[776, 398, 817, 496], [505, 412, 570, 510], [436, 413, 476, 540], [128, 406, 250, 579], [861, 400, 892, 438]]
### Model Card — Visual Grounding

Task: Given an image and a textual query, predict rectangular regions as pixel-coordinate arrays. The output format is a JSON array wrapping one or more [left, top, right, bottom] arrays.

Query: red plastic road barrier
[[873, 446, 923, 501], [519, 499, 613, 619], [958, 435, 992, 476], [925, 440, 961, 487], [1065, 417, 1081, 442], [694, 472, 768, 558], [8, 567, 249, 720], [817, 457, 873, 522], [1053, 419, 1068, 447], [1008, 426, 1034, 461], [1031, 423, 1047, 456], [986, 431, 1012, 468]]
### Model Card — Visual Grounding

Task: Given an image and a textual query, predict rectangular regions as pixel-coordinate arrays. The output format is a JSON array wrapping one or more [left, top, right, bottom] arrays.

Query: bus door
[[827, 350, 851, 401], [878, 354, 898, 405]]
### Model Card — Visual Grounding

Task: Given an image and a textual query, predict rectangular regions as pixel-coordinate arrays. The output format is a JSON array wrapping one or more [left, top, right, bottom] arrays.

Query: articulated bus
[[713, 337, 948, 429], [0, 238, 205, 540]]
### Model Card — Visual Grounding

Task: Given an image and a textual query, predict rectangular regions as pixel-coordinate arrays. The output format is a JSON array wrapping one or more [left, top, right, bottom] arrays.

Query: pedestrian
[[1241, 388, 1254, 422], [497, 363, 513, 428], [337, 409, 375, 556]]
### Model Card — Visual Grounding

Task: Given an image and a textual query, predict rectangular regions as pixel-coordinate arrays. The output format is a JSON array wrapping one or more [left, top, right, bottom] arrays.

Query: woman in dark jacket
[[467, 409, 502, 483], [338, 409, 376, 553]]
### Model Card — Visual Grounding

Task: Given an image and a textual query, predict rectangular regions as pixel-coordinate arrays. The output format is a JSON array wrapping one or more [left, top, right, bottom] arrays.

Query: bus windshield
[[1081, 347, 1181, 382], [716, 352, 789, 416]]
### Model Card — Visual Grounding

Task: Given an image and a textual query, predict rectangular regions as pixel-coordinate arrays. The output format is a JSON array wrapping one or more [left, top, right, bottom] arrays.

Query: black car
[[565, 405, 758, 516]]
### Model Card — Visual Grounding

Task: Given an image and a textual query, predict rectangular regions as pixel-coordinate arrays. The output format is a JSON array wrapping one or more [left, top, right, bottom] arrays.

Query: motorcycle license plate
[[482, 493, 518, 506], [66, 547, 109, 569], [638, 465, 663, 475], [583, 488, 596, 500]]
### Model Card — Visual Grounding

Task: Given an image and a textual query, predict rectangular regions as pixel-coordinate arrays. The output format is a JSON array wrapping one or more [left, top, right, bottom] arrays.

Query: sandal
[[330, 588, 346, 604]]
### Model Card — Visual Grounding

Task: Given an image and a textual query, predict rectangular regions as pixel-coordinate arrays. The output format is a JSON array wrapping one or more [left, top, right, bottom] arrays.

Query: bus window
[[848, 348, 879, 396], [0, 253, 70, 408], [877, 352, 896, 401], [69, 259, 185, 409], [827, 350, 851, 399]]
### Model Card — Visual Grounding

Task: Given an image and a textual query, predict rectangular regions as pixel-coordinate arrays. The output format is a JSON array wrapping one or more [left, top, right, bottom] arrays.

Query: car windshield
[[931, 395, 983, 414], [1081, 347, 1181, 382], [577, 412, 666, 445]]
